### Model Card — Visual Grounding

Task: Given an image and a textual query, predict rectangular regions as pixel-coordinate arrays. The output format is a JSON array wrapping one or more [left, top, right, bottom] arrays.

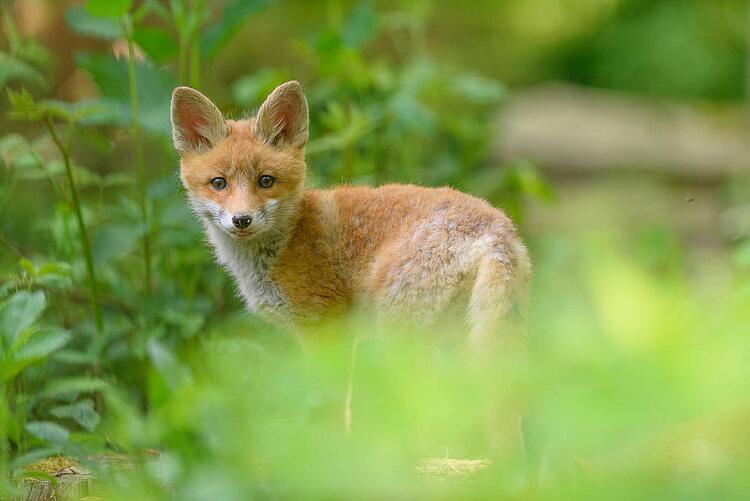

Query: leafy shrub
[[0, 2, 545, 494]]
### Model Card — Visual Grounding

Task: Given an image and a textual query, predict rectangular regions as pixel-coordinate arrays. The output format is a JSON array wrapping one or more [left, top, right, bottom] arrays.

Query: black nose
[[232, 214, 252, 229]]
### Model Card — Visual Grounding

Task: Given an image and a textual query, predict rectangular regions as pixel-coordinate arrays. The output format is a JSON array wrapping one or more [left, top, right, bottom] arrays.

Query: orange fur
[[171, 82, 531, 343]]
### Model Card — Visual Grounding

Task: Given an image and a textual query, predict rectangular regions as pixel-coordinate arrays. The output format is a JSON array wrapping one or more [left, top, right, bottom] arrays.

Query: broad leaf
[[53, 349, 99, 366], [86, 0, 132, 18], [200, 0, 274, 59], [342, 1, 377, 48], [15, 328, 72, 363], [0, 291, 46, 347], [93, 224, 143, 265], [134, 26, 178, 64], [25, 421, 70, 445], [9, 448, 60, 471], [147, 338, 190, 389], [50, 399, 100, 432], [3, 328, 71, 381], [0, 133, 37, 170], [232, 68, 289, 107], [41, 377, 109, 400], [66, 6, 124, 39], [0, 52, 48, 89], [76, 53, 174, 135]]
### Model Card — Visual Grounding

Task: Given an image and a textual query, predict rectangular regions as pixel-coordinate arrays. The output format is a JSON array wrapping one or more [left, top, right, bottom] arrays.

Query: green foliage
[[85, 0, 133, 18], [76, 53, 174, 133], [199, 0, 275, 59], [65, 6, 124, 40], [2, 0, 748, 498], [551, 0, 747, 100], [0, 291, 71, 381], [0, 6, 51, 91]]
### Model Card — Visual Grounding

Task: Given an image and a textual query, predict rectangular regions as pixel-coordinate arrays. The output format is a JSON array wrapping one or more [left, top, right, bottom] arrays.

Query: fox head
[[170, 81, 309, 240]]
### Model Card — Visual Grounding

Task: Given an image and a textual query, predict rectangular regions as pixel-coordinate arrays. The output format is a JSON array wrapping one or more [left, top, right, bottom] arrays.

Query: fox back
[[171, 81, 531, 347]]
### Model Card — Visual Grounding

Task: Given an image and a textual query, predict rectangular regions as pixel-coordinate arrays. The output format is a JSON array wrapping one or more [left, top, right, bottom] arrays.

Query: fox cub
[[171, 81, 530, 346]]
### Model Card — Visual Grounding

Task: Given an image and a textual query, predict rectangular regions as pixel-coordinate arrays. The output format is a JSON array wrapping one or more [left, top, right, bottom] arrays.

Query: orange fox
[[170, 81, 531, 346]]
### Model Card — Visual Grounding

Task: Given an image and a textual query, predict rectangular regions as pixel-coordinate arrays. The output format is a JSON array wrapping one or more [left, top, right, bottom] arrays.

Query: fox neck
[[204, 196, 304, 320]]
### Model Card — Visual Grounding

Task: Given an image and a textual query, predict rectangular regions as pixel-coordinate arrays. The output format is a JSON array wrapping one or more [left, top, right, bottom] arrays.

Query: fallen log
[[495, 82, 750, 181]]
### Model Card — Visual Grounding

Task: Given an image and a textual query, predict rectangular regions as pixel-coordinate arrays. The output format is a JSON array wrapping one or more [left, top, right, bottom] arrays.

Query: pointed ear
[[170, 87, 227, 155], [254, 81, 309, 149]]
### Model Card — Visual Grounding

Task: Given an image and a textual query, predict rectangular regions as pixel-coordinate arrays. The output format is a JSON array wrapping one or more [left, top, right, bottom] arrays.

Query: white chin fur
[[190, 197, 291, 240]]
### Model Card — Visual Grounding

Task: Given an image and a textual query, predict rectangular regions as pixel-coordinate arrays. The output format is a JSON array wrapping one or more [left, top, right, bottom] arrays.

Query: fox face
[[171, 82, 309, 240]]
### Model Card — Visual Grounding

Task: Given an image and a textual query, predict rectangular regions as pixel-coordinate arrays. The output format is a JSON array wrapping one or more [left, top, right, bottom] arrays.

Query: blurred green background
[[1, 0, 750, 499]]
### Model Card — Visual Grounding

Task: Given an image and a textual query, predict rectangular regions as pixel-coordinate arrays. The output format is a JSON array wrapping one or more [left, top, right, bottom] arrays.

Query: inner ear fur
[[171, 86, 227, 155], [253, 81, 309, 149]]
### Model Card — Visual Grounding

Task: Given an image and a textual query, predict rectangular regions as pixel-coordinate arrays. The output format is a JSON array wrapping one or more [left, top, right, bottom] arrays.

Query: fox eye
[[258, 175, 275, 188], [210, 177, 227, 190]]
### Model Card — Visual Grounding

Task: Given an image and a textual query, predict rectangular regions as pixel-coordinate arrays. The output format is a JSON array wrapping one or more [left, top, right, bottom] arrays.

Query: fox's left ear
[[171, 87, 227, 155], [254, 81, 309, 150]]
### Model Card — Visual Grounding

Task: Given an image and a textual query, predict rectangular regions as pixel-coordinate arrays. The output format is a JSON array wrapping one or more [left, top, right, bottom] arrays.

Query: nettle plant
[[0, 261, 110, 490], [1, 0, 274, 475]]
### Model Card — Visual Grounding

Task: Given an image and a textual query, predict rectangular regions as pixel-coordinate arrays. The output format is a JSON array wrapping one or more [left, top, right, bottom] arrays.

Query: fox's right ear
[[170, 87, 227, 155]]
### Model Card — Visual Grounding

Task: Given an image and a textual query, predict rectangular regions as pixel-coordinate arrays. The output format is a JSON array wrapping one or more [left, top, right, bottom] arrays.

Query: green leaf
[[76, 53, 174, 135], [52, 349, 99, 366], [200, 0, 274, 59], [6, 88, 48, 122], [66, 6, 124, 39], [3, 328, 71, 381], [9, 448, 60, 471], [93, 224, 142, 265], [85, 0, 132, 18], [342, 1, 377, 48], [0, 133, 38, 170], [42, 99, 107, 122], [734, 242, 750, 270], [41, 377, 109, 400], [25, 421, 70, 445], [0, 51, 48, 90], [140, 0, 171, 23], [50, 399, 100, 432], [504, 159, 554, 202], [15, 328, 72, 363], [6, 90, 94, 124], [147, 338, 190, 389], [452, 73, 505, 103], [232, 68, 289, 107], [134, 26, 178, 64], [0, 291, 46, 347]]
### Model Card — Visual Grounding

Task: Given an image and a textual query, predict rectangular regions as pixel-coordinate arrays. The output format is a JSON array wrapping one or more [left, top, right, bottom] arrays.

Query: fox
[[170, 81, 531, 348]]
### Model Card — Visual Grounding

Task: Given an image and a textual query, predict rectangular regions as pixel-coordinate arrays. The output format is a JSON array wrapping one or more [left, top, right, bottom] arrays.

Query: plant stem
[[44, 118, 103, 336], [124, 14, 153, 295], [0, 386, 9, 498]]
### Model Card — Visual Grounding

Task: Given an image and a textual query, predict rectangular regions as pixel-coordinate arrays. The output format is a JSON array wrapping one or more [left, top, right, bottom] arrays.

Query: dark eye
[[210, 177, 227, 190], [259, 175, 275, 188]]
